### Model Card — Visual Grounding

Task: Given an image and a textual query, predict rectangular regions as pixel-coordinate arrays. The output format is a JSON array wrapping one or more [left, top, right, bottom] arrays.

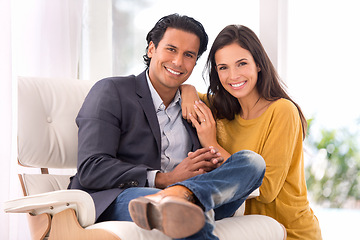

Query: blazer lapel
[[135, 70, 201, 153], [135, 71, 161, 151]]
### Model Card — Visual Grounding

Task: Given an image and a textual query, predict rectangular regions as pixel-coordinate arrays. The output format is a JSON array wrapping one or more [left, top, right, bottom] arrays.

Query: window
[[287, 0, 360, 132]]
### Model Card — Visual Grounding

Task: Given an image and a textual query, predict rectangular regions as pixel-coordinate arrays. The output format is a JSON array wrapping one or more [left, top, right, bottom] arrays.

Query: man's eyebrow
[[166, 44, 197, 56], [166, 44, 177, 49], [186, 50, 197, 56]]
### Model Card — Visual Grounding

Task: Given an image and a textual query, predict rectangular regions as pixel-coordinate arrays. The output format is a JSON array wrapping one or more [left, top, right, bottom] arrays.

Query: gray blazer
[[68, 70, 201, 220]]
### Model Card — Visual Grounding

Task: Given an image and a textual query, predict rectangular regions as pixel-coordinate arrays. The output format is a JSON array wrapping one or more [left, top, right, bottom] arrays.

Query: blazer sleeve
[[75, 78, 149, 190]]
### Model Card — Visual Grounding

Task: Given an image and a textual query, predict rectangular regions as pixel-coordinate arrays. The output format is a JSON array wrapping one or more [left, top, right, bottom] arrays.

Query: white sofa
[[3, 76, 286, 240]]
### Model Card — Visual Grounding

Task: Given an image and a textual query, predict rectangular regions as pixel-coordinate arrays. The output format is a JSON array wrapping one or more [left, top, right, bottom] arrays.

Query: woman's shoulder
[[198, 92, 210, 105], [267, 98, 299, 119], [271, 98, 297, 111], [198, 92, 206, 100]]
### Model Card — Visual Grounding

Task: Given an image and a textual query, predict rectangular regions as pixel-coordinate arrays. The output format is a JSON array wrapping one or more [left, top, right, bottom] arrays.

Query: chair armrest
[[3, 189, 95, 227]]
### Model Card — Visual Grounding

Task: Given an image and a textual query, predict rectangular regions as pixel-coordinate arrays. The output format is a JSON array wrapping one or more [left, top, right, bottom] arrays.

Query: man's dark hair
[[143, 13, 208, 67]]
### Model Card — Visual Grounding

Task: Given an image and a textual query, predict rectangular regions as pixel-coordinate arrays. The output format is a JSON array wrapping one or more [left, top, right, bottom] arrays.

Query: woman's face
[[215, 43, 260, 101]]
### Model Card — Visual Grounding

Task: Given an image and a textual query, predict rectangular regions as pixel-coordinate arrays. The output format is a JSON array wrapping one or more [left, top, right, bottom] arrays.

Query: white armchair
[[3, 76, 286, 240]]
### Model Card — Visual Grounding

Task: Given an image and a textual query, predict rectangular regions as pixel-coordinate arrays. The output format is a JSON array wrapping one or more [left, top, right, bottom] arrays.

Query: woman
[[182, 25, 322, 239]]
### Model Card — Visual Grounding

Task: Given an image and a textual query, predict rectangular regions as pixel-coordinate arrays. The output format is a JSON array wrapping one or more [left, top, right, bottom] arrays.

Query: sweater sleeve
[[256, 100, 303, 203]]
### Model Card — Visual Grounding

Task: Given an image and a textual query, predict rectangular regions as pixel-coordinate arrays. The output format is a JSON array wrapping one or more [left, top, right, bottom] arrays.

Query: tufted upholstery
[[17, 77, 94, 168]]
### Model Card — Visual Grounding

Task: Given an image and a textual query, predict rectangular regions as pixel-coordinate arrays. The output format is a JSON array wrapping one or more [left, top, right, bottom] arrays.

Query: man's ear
[[148, 41, 155, 58]]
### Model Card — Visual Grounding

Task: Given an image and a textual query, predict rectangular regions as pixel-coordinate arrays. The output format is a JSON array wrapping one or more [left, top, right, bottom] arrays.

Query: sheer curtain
[[0, 0, 14, 239], [1, 0, 83, 239], [13, 0, 83, 79]]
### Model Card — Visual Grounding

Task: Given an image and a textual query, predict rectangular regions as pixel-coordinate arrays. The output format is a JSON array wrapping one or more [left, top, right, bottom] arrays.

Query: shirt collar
[[146, 70, 182, 111]]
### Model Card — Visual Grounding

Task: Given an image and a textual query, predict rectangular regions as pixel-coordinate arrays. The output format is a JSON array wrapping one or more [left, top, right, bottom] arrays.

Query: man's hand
[[155, 147, 223, 189]]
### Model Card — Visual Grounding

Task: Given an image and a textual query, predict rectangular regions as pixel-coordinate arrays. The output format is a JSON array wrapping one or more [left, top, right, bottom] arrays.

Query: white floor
[[314, 207, 360, 239]]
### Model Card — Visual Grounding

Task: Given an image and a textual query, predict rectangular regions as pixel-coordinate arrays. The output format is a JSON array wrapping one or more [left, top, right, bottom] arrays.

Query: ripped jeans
[[98, 150, 265, 240]]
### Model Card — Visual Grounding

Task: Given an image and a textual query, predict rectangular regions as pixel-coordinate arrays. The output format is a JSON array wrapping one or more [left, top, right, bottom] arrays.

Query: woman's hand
[[189, 101, 232, 162], [188, 100, 218, 148], [180, 84, 200, 122]]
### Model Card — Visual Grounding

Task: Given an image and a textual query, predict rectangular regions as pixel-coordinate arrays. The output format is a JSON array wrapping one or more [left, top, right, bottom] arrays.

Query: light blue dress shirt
[[146, 72, 191, 187]]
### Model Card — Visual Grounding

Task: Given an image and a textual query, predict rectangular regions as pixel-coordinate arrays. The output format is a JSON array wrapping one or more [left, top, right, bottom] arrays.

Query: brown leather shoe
[[129, 186, 205, 238]]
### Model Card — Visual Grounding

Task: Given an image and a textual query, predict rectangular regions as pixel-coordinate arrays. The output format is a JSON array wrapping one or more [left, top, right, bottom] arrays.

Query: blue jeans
[[98, 150, 265, 240]]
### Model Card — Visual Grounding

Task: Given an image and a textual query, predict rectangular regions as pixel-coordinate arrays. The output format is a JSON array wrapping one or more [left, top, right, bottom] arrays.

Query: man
[[69, 14, 265, 240]]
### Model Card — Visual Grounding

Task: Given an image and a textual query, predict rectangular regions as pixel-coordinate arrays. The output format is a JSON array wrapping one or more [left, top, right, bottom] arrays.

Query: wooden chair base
[[27, 213, 51, 240], [48, 209, 120, 240]]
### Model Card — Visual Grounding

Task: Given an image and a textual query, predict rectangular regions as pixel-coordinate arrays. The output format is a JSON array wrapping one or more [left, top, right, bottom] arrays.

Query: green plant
[[305, 119, 360, 208]]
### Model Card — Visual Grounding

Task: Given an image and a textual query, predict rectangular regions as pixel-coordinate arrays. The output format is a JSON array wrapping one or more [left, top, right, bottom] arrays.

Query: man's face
[[147, 27, 200, 94]]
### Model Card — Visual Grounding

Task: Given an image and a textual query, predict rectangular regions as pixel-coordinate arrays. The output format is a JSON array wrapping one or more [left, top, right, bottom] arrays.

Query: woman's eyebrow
[[236, 58, 247, 63]]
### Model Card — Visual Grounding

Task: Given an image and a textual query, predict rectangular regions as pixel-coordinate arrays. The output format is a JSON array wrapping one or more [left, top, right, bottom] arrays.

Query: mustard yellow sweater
[[201, 96, 322, 239]]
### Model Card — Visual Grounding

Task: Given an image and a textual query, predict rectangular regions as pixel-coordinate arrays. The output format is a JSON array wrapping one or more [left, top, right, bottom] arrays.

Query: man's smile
[[165, 66, 182, 75]]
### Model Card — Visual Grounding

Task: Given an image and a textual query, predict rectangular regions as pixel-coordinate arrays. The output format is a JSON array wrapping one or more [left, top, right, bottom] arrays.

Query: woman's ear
[[257, 65, 261, 72]]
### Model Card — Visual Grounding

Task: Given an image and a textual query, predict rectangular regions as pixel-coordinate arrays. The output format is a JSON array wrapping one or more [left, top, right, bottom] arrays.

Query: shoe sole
[[129, 197, 205, 238]]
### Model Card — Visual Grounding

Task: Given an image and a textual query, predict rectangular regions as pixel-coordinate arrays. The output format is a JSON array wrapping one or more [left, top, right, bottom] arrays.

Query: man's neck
[[147, 72, 178, 108], [146, 70, 178, 109], [157, 88, 177, 108]]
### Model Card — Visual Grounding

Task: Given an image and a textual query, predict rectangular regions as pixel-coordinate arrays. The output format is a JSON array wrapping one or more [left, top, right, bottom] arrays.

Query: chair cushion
[[17, 76, 94, 168], [87, 215, 286, 240], [21, 174, 73, 195]]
